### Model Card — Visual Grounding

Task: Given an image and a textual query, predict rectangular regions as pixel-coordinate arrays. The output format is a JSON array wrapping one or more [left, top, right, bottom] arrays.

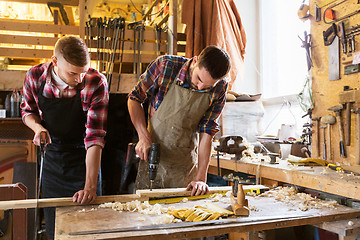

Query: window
[[260, 0, 310, 99]]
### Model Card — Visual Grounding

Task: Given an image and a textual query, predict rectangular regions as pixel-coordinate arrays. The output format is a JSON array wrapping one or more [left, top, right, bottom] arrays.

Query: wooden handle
[[337, 114, 346, 158], [327, 123, 332, 161], [345, 102, 351, 146], [357, 114, 360, 165]]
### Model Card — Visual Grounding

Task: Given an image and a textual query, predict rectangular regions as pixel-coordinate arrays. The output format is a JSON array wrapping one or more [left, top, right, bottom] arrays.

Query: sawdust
[[258, 186, 338, 211]]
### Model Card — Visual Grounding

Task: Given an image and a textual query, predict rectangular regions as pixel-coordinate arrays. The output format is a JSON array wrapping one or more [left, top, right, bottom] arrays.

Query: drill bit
[[150, 180, 153, 191]]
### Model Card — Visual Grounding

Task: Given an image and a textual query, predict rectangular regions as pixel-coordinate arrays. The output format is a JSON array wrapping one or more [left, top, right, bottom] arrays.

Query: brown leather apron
[[135, 82, 210, 189]]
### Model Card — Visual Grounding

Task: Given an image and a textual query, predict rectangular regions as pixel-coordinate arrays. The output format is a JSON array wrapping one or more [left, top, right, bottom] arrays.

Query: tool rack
[[0, 0, 185, 94], [311, 0, 360, 166]]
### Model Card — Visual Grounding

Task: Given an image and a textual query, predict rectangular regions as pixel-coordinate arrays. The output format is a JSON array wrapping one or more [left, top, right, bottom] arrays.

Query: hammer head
[[328, 104, 343, 112], [320, 114, 336, 125]]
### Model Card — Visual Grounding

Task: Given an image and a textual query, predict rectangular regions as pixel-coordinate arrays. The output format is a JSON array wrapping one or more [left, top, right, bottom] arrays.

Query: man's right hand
[[33, 129, 51, 146], [135, 137, 152, 161]]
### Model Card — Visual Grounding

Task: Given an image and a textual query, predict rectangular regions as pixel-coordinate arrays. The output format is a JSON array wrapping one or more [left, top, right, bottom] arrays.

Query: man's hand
[[72, 188, 97, 204], [135, 138, 152, 161], [32, 129, 51, 146], [186, 181, 209, 196]]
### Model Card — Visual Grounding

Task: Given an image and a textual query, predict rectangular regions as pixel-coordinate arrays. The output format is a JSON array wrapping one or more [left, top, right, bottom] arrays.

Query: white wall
[[232, 0, 260, 94]]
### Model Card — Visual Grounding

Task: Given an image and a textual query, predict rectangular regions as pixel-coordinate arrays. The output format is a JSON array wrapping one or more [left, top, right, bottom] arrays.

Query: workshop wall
[[310, 0, 360, 166]]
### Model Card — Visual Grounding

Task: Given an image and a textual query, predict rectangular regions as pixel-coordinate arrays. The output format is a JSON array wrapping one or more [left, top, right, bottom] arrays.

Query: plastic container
[[10, 89, 20, 118], [221, 101, 265, 142], [4, 93, 11, 117]]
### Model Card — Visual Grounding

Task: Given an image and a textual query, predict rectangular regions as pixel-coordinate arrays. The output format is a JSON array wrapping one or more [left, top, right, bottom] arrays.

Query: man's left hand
[[72, 189, 97, 204], [186, 181, 209, 196]]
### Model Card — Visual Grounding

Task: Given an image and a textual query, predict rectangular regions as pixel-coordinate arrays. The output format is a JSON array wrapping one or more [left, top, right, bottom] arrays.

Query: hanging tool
[[320, 114, 336, 161], [312, 117, 321, 157], [34, 131, 47, 240], [351, 108, 360, 165], [117, 18, 126, 92], [323, 23, 340, 80], [328, 104, 346, 157], [342, 86, 355, 146], [339, 21, 347, 54], [298, 31, 312, 71], [128, 21, 145, 78], [126, 142, 160, 191], [155, 24, 162, 56], [320, 125, 327, 160]]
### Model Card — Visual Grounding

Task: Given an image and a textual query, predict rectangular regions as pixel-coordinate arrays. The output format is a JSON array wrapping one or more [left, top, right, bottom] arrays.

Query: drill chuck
[[148, 143, 160, 186]]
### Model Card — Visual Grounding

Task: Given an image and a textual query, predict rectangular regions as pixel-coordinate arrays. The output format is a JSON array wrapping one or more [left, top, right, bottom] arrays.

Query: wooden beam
[[0, 0, 79, 6], [0, 194, 148, 210], [0, 19, 79, 35], [0, 35, 59, 46]]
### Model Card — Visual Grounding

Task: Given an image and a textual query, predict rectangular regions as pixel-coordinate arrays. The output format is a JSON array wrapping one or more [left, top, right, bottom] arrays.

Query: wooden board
[[0, 194, 148, 210], [55, 193, 360, 239], [210, 157, 360, 200]]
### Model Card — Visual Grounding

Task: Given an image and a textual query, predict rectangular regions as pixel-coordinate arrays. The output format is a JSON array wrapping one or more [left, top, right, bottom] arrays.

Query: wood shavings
[[259, 186, 338, 211], [248, 205, 259, 211], [154, 214, 178, 224], [348, 220, 354, 226], [78, 207, 97, 213], [210, 193, 223, 202], [225, 191, 232, 198], [99, 200, 173, 215], [181, 198, 189, 203], [240, 138, 270, 163]]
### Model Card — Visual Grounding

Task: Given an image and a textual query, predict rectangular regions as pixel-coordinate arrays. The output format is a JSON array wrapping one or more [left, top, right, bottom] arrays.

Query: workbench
[[209, 156, 360, 200], [55, 192, 360, 239]]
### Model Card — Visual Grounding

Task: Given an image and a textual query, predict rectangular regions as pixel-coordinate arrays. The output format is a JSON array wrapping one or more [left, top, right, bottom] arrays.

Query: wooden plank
[[0, 35, 59, 46], [0, 48, 53, 59], [55, 193, 360, 239], [136, 185, 267, 199], [209, 157, 360, 200], [0, 19, 79, 35], [0, 194, 148, 210], [314, 218, 360, 236], [109, 73, 138, 94], [0, 0, 79, 6]]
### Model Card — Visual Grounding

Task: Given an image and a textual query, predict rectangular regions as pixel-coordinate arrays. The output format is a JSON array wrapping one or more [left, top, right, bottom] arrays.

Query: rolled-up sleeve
[[198, 80, 228, 136], [128, 56, 164, 104], [84, 73, 109, 149]]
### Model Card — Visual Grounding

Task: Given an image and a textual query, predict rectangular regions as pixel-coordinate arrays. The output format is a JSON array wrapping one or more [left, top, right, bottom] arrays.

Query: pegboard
[[310, 0, 360, 165]]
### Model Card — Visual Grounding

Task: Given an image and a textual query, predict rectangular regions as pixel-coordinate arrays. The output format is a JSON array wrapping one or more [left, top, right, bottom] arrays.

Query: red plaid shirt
[[21, 62, 109, 149]]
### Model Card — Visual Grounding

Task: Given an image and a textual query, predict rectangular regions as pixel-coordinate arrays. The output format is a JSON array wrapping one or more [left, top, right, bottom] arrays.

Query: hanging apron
[[37, 81, 100, 240], [135, 82, 210, 189]]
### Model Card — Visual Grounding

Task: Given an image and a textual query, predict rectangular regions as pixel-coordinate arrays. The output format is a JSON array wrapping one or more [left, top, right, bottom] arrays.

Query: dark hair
[[54, 36, 90, 67], [197, 46, 231, 80]]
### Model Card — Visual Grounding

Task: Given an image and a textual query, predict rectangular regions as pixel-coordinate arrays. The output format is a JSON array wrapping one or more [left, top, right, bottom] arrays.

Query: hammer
[[328, 104, 346, 158], [320, 125, 327, 160], [311, 117, 321, 157], [321, 114, 336, 161], [351, 108, 360, 165]]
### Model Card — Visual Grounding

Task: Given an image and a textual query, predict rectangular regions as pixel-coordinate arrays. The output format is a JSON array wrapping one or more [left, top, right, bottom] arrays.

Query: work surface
[[55, 193, 360, 240], [210, 156, 360, 200]]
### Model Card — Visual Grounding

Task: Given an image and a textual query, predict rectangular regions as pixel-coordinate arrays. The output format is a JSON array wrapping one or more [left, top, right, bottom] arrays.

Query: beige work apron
[[135, 82, 211, 189]]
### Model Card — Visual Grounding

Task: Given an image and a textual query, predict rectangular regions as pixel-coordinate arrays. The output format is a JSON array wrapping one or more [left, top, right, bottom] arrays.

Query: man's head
[[189, 46, 230, 91], [52, 36, 90, 87]]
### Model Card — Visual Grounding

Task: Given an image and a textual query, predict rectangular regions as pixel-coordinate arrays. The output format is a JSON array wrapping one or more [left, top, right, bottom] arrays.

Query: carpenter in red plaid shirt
[[21, 36, 108, 240]]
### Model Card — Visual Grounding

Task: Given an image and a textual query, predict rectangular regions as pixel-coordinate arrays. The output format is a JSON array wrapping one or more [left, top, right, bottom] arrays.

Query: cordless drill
[[126, 142, 160, 191]]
